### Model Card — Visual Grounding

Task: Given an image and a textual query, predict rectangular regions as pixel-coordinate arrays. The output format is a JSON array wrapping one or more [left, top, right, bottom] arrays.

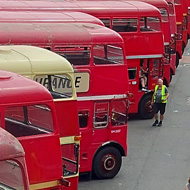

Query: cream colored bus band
[[30, 180, 59, 190]]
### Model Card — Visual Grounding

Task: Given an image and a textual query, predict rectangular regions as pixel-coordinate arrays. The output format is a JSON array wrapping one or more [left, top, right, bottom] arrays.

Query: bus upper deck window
[[128, 68, 137, 80], [100, 18, 111, 28], [93, 44, 124, 65], [34, 74, 73, 99], [140, 17, 161, 32], [159, 8, 169, 22], [54, 46, 91, 66], [113, 18, 138, 32], [5, 105, 54, 137]]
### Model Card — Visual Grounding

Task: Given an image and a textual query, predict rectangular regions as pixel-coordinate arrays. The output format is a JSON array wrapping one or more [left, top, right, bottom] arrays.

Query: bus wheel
[[170, 69, 173, 83], [182, 41, 185, 54], [93, 147, 121, 179], [176, 52, 180, 68], [139, 94, 154, 119]]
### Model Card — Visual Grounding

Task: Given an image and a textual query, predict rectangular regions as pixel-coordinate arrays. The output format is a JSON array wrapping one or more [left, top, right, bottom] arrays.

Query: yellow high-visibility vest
[[154, 85, 167, 103]]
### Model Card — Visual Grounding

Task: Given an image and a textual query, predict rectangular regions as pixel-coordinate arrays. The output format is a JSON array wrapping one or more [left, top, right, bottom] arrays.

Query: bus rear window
[[113, 18, 138, 32], [34, 74, 73, 99], [0, 160, 24, 190], [140, 17, 161, 32], [93, 45, 124, 65], [5, 105, 54, 137], [100, 18, 111, 28], [159, 8, 169, 22], [55, 46, 91, 66]]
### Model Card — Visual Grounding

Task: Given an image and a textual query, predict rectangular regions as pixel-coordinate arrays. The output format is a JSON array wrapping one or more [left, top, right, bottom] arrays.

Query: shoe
[[142, 88, 147, 91], [152, 120, 158, 126], [158, 121, 162, 127]]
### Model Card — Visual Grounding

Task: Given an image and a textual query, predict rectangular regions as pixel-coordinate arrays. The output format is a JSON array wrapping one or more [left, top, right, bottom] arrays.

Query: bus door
[[127, 59, 139, 113], [78, 103, 93, 171], [148, 59, 164, 90]]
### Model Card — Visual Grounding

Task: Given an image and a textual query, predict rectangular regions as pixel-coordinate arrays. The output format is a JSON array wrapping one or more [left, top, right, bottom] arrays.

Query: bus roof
[[125, 0, 169, 9], [0, 45, 74, 75], [0, 0, 161, 17], [0, 122, 24, 160], [0, 11, 104, 25], [0, 22, 124, 45], [0, 70, 53, 105]]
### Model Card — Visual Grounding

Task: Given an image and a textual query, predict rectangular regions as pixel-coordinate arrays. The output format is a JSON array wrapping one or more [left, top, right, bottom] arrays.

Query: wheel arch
[[138, 91, 153, 111], [92, 141, 126, 169]]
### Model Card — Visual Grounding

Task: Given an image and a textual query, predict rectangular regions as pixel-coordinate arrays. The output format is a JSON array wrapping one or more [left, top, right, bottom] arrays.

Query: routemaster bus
[[0, 25, 129, 179], [0, 127, 30, 190], [30, 0, 167, 118], [124, 0, 176, 80], [0, 69, 74, 189], [0, 46, 80, 190], [174, 0, 188, 55], [188, 1, 190, 39]]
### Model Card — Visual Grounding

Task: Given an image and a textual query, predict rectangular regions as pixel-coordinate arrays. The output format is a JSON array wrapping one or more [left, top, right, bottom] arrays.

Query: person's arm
[[151, 92, 155, 105]]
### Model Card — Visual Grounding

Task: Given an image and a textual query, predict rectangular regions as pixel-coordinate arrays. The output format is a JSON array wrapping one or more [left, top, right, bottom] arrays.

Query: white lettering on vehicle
[[111, 129, 121, 134]]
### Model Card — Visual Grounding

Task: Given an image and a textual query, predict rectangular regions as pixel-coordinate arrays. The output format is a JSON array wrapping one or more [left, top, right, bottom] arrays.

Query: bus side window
[[111, 100, 127, 126], [93, 45, 124, 65], [78, 111, 89, 128], [128, 68, 137, 79], [140, 17, 161, 32], [100, 18, 111, 28], [94, 102, 109, 128], [113, 18, 138, 32], [54, 46, 91, 66]]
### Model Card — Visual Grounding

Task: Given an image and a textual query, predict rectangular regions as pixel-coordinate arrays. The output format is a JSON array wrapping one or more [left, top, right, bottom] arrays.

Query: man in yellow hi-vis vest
[[151, 79, 169, 127]]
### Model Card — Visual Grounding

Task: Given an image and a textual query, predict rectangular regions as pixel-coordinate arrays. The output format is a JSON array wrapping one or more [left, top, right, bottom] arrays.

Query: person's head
[[157, 78, 163, 87], [188, 177, 190, 184]]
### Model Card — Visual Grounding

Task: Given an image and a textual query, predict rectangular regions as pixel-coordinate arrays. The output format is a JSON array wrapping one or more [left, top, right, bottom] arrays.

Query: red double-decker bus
[[0, 127, 30, 190], [0, 68, 77, 189], [125, 0, 176, 80], [36, 0, 166, 118], [174, 0, 188, 55], [188, 1, 190, 39], [0, 22, 129, 179]]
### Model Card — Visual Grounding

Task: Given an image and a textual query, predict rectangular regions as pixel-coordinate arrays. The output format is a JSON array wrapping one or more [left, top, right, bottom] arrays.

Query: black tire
[[182, 41, 185, 54], [170, 69, 173, 83], [139, 94, 154, 119], [93, 147, 122, 179], [175, 52, 180, 68]]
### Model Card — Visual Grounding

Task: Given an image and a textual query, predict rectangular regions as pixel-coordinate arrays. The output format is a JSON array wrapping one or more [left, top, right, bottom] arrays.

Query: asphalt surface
[[79, 41, 190, 190]]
